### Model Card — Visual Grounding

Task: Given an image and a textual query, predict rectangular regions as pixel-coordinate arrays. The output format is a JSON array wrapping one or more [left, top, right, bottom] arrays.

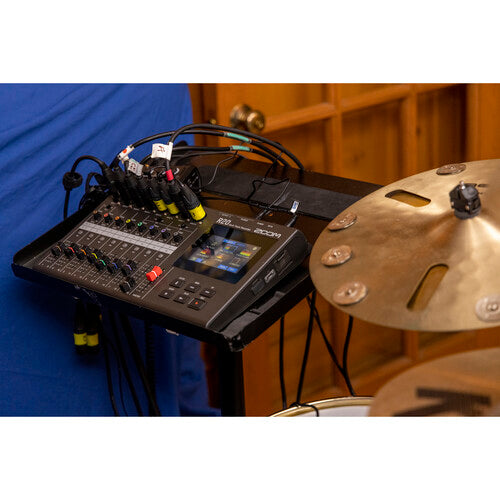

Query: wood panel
[[416, 85, 466, 172], [466, 84, 500, 160], [190, 83, 500, 416], [214, 84, 326, 121], [341, 100, 402, 184]]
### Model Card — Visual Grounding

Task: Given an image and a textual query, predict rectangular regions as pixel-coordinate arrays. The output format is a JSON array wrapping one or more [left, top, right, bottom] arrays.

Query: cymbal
[[310, 159, 500, 332], [369, 348, 500, 416]]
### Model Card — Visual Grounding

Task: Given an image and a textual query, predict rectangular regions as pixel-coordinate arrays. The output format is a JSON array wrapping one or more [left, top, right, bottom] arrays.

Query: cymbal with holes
[[309, 159, 500, 331]]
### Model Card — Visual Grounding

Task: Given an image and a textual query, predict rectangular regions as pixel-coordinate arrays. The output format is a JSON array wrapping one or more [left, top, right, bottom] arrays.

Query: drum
[[369, 347, 500, 416], [270, 396, 373, 417]]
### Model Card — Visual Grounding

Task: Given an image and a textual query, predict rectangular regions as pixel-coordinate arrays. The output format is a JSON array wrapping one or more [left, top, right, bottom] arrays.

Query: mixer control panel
[[33, 198, 309, 331]]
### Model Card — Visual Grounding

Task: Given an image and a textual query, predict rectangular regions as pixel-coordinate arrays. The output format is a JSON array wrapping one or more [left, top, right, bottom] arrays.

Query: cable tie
[[62, 171, 83, 190]]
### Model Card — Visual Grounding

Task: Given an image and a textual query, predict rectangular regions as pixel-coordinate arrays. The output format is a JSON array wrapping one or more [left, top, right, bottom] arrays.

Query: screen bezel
[[173, 224, 277, 284]]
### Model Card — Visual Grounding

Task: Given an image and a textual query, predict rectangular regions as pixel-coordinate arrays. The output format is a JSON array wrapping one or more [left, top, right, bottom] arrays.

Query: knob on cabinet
[[229, 103, 265, 133]]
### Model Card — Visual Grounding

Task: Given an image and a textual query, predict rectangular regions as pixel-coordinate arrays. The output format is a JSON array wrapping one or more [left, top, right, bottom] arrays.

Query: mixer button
[[149, 225, 158, 236], [200, 287, 216, 298], [114, 216, 123, 227], [137, 222, 146, 233], [146, 266, 163, 282], [173, 232, 183, 243], [161, 229, 171, 239], [174, 293, 190, 304], [93, 211, 102, 221], [170, 278, 186, 288], [103, 213, 112, 223], [188, 298, 206, 311], [185, 283, 200, 293], [125, 219, 135, 229], [159, 288, 176, 299]]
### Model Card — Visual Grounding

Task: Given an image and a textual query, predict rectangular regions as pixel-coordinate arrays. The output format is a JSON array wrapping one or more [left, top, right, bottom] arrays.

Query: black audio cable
[[161, 123, 305, 172], [72, 299, 87, 355], [144, 320, 156, 417], [306, 295, 356, 396], [98, 318, 129, 416], [111, 164, 132, 205], [141, 145, 291, 172], [124, 170, 146, 207], [110, 127, 297, 171], [293, 290, 317, 405], [85, 303, 101, 354], [107, 310, 144, 416], [342, 316, 356, 396], [164, 175, 190, 219], [279, 316, 287, 410], [63, 155, 115, 219], [100, 317, 120, 416], [118, 314, 161, 416], [148, 175, 169, 213], [135, 174, 156, 211], [157, 175, 180, 215], [177, 180, 206, 221]]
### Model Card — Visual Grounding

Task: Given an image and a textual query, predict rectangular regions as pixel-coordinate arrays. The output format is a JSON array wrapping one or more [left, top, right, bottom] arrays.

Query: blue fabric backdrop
[[0, 83, 218, 416]]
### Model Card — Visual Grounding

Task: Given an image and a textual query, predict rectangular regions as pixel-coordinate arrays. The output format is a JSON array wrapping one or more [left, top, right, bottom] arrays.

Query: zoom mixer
[[32, 197, 309, 331]]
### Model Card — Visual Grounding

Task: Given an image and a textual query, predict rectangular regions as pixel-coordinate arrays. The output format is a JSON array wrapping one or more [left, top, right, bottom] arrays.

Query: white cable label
[[126, 158, 143, 176], [117, 145, 134, 161], [151, 142, 173, 160]]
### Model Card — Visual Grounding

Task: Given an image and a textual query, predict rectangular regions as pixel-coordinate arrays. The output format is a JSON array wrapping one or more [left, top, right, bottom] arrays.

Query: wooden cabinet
[[190, 83, 500, 416]]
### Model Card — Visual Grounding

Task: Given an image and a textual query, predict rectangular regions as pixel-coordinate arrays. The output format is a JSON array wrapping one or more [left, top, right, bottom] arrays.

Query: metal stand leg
[[217, 347, 246, 416]]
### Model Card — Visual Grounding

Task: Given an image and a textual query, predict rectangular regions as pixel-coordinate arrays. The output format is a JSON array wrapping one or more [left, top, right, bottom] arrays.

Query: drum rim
[[270, 396, 374, 417]]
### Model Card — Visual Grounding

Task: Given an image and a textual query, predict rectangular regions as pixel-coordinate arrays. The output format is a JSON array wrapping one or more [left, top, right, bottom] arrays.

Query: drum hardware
[[327, 212, 357, 231], [320, 245, 352, 267], [369, 348, 500, 416], [270, 396, 373, 417], [309, 159, 500, 332], [436, 163, 466, 175]]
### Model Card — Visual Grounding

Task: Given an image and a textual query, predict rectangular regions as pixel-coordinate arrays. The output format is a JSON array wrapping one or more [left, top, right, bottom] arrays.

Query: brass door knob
[[230, 104, 265, 133]]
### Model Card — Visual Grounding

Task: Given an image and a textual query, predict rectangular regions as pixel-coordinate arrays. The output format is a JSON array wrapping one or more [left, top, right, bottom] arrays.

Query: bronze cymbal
[[369, 348, 500, 416], [310, 159, 500, 332]]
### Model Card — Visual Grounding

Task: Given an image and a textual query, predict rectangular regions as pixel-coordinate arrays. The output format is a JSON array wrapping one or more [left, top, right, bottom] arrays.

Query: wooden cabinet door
[[189, 83, 500, 416]]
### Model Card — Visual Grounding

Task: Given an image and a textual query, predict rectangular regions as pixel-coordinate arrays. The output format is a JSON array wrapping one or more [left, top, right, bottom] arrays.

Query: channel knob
[[119, 277, 136, 293]]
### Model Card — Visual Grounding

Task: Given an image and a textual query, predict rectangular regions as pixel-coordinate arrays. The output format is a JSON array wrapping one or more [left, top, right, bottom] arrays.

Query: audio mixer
[[28, 196, 309, 332]]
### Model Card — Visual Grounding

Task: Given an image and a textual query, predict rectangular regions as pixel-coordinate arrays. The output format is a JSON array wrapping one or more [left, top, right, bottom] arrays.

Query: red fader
[[146, 266, 163, 282]]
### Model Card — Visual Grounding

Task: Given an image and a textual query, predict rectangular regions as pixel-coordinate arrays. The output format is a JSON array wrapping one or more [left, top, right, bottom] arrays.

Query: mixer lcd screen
[[187, 235, 261, 274], [174, 224, 275, 283]]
